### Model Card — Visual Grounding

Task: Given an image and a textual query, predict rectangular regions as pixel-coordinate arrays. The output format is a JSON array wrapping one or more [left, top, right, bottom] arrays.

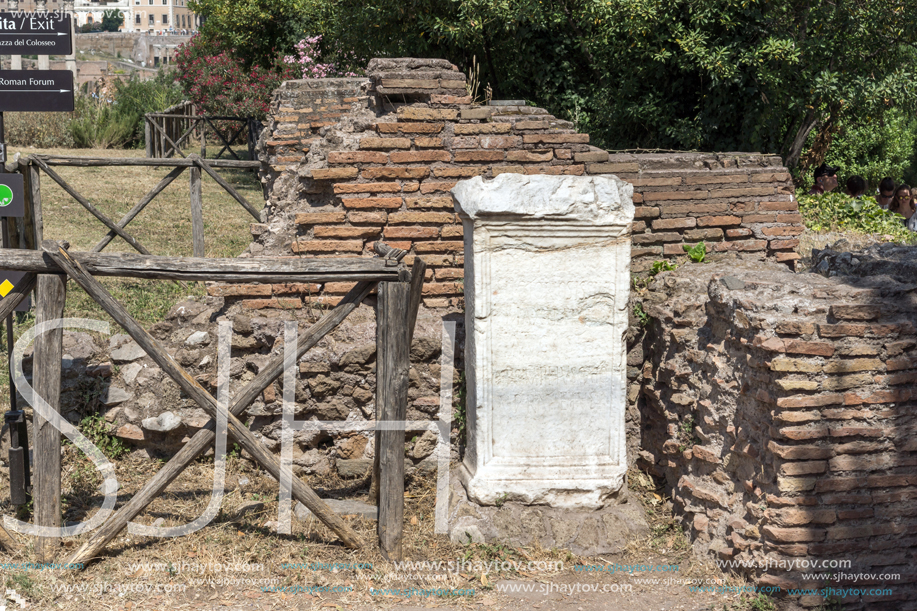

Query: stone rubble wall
[[637, 256, 917, 609]]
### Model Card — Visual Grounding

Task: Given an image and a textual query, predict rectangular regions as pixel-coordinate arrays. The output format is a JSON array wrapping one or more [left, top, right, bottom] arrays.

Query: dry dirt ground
[[0, 452, 758, 611]]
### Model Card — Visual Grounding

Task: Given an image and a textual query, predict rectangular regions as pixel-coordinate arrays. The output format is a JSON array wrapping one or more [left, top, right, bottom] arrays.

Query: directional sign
[[0, 12, 72, 55], [0, 70, 73, 112], [0, 270, 31, 312], [0, 174, 24, 218]]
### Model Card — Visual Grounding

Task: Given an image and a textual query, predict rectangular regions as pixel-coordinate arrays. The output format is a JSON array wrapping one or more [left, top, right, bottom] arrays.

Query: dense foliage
[[173, 35, 295, 118], [70, 93, 135, 149], [111, 71, 184, 146], [298, 0, 917, 163], [798, 192, 916, 243], [187, 0, 312, 69], [168, 0, 917, 182], [810, 109, 917, 190], [101, 9, 124, 32]]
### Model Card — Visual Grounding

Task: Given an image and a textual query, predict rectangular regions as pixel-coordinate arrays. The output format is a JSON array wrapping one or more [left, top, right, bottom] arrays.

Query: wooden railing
[[144, 101, 260, 162], [21, 154, 262, 258]]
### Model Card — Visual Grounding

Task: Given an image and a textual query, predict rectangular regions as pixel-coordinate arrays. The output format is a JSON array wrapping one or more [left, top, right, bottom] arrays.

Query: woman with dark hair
[[845, 175, 867, 198], [889, 184, 915, 227], [877, 177, 896, 209]]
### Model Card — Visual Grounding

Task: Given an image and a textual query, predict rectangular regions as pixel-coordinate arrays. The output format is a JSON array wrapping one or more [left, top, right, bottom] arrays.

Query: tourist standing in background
[[808, 164, 839, 195], [889, 184, 914, 225], [845, 175, 867, 198], [877, 177, 896, 209]]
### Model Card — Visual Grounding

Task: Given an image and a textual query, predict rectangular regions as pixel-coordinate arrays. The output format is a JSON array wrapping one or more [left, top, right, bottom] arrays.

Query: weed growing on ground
[[5, 572, 36, 598], [78, 413, 130, 460]]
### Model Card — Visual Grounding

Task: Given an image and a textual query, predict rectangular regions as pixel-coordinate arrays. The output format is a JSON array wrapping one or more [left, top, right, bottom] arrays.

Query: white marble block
[[452, 174, 635, 509]]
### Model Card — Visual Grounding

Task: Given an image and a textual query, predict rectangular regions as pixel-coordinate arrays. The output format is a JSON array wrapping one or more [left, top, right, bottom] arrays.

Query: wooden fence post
[[27, 161, 43, 244], [189, 165, 205, 258], [144, 117, 152, 158], [33, 272, 66, 561], [376, 281, 411, 560]]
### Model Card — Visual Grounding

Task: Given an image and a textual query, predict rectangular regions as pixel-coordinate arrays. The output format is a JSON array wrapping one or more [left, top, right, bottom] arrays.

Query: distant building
[[0, 0, 200, 34]]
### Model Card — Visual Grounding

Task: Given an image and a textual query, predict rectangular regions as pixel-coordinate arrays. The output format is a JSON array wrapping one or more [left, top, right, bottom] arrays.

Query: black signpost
[[0, 15, 74, 505], [0, 69, 74, 112], [0, 11, 72, 56]]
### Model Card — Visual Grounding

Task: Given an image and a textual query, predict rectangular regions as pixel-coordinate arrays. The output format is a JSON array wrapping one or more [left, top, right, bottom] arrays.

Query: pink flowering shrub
[[283, 35, 357, 79], [174, 35, 297, 119], [176, 34, 359, 120]]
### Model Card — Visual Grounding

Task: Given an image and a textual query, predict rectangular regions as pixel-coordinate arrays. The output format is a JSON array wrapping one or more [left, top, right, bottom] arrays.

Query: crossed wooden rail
[[27, 155, 262, 259], [145, 103, 257, 161], [0, 242, 425, 564]]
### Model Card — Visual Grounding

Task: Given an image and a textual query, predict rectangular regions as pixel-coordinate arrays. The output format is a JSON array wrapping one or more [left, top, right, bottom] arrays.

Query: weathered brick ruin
[[639, 254, 917, 609], [18, 57, 913, 610], [252, 57, 802, 311]]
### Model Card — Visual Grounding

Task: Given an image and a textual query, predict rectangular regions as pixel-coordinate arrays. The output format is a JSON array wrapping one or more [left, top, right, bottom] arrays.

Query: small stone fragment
[[141, 411, 182, 432]]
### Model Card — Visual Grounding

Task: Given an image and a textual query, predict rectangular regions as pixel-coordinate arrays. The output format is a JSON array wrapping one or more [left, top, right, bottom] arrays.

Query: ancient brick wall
[[249, 58, 802, 313], [638, 256, 917, 609]]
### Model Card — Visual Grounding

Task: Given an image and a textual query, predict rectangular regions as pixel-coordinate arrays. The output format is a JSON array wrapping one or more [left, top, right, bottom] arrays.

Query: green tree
[[307, 0, 917, 169], [180, 0, 917, 174], [101, 9, 124, 32], [188, 0, 314, 68]]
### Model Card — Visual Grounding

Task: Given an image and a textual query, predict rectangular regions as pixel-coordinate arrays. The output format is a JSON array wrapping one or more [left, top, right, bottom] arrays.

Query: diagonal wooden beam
[[92, 166, 186, 253], [191, 155, 261, 221], [68, 282, 379, 567], [0, 272, 36, 320], [170, 117, 203, 155], [30, 157, 152, 256], [42, 242, 365, 558], [204, 117, 244, 161]]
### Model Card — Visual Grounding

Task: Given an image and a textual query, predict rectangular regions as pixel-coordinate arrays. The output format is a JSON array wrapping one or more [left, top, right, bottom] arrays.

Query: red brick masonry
[[242, 58, 801, 311]]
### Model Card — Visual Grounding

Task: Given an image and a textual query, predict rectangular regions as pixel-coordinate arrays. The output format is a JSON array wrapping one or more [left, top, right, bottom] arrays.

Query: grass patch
[[0, 146, 261, 412]]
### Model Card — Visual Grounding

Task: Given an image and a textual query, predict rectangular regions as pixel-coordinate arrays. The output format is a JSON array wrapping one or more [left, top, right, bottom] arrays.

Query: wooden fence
[[0, 240, 424, 563], [16, 154, 262, 258], [144, 101, 260, 162]]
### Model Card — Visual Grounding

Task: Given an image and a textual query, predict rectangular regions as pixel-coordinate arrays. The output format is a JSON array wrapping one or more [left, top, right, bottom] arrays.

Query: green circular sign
[[0, 185, 13, 208]]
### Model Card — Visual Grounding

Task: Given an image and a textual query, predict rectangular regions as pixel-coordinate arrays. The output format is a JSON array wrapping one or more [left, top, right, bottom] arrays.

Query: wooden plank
[[32, 272, 67, 561], [144, 118, 151, 158], [191, 155, 261, 221], [92, 166, 186, 253], [30, 158, 152, 256], [148, 114, 248, 121], [248, 118, 258, 161], [370, 257, 423, 505], [18, 160, 36, 250], [0, 273, 36, 319], [66, 278, 377, 567], [189, 165, 205, 257], [34, 156, 261, 169], [0, 249, 405, 280], [27, 161, 43, 244], [406, 257, 427, 346], [43, 242, 365, 553], [376, 281, 411, 561]]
